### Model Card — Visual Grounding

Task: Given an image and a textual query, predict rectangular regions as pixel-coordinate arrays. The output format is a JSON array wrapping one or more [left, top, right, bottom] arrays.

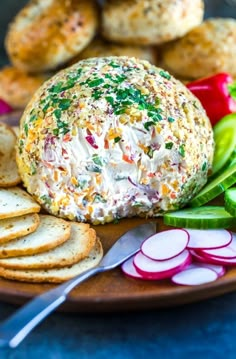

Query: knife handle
[[0, 266, 102, 348]]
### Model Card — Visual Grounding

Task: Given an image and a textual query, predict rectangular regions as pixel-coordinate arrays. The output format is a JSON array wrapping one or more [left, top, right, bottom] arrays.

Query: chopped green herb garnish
[[29, 113, 37, 122], [24, 124, 28, 136], [147, 147, 154, 158], [114, 107, 127, 115], [92, 155, 103, 167], [202, 161, 207, 171], [165, 142, 174, 149], [53, 128, 59, 136], [168, 117, 175, 123], [76, 179, 88, 190], [88, 78, 105, 88], [40, 195, 52, 206], [105, 96, 115, 106], [49, 82, 63, 94], [159, 70, 171, 80], [109, 61, 120, 68], [58, 98, 72, 111], [105, 74, 126, 84], [192, 101, 199, 109], [54, 109, 62, 120], [179, 144, 186, 157], [30, 163, 37, 175], [144, 121, 156, 131], [93, 193, 107, 203], [114, 136, 121, 143], [19, 139, 24, 154], [92, 90, 103, 100]]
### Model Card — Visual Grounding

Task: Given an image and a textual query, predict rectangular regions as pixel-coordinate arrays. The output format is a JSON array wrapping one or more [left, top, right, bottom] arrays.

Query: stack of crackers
[[0, 122, 103, 283]]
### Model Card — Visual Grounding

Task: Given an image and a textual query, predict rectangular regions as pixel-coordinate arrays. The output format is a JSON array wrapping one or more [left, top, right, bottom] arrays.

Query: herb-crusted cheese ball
[[16, 57, 214, 224]]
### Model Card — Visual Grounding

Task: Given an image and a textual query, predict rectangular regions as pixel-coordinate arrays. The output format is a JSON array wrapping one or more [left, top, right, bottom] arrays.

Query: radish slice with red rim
[[134, 249, 191, 280], [186, 229, 232, 250], [121, 256, 147, 280], [141, 229, 189, 261], [191, 248, 236, 266], [187, 262, 226, 277], [199, 232, 236, 259], [171, 266, 218, 286]]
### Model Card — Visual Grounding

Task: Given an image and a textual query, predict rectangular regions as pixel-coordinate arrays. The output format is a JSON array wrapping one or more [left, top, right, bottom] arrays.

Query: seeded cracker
[[0, 187, 40, 219], [0, 239, 103, 283], [0, 213, 40, 244], [0, 222, 96, 269], [0, 215, 71, 258], [0, 122, 21, 187]]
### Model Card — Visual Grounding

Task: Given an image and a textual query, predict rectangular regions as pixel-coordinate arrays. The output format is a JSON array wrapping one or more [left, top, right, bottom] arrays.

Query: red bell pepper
[[0, 98, 12, 115], [186, 73, 236, 126]]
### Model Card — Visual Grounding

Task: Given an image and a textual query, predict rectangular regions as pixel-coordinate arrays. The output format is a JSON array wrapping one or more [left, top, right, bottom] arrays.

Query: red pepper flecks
[[187, 73, 236, 126]]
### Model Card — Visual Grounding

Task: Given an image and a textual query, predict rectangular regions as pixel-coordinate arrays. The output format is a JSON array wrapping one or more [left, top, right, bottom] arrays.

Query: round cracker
[[0, 214, 71, 258], [0, 122, 21, 187], [0, 187, 40, 219], [0, 222, 96, 269], [0, 239, 103, 283], [0, 213, 40, 244]]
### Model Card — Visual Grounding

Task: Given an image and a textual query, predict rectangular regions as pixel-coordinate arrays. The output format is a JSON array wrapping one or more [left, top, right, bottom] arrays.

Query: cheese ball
[[16, 57, 214, 224], [5, 0, 98, 73], [162, 18, 236, 79], [102, 0, 204, 45]]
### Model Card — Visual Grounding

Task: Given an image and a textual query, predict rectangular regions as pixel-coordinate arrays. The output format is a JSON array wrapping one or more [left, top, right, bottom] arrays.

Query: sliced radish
[[171, 266, 218, 286], [187, 261, 225, 277], [121, 256, 146, 280], [141, 229, 189, 261], [191, 249, 236, 266], [198, 233, 236, 259], [186, 229, 232, 250], [134, 249, 191, 280]]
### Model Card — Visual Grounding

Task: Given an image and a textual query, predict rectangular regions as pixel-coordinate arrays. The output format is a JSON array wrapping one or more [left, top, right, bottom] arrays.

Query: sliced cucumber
[[225, 187, 236, 217], [210, 150, 236, 181], [212, 114, 236, 175], [163, 206, 235, 229], [190, 163, 236, 207]]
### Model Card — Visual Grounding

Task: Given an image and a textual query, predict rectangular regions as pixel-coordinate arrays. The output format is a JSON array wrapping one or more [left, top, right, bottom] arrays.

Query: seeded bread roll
[[16, 57, 214, 224], [69, 38, 157, 65], [5, 0, 98, 73], [0, 66, 48, 109], [162, 18, 236, 79], [102, 0, 204, 45]]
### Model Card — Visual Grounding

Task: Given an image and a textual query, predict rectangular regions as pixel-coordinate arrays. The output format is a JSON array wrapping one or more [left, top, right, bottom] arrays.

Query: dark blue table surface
[[1, 1, 236, 358], [1, 292, 236, 359]]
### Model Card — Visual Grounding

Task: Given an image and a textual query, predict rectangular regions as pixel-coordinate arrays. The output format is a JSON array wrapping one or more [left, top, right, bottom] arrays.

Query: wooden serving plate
[[0, 113, 235, 313], [0, 216, 235, 313]]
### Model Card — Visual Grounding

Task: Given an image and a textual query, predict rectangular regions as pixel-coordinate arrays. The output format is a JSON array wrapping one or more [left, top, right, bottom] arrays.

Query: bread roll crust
[[5, 0, 98, 73], [69, 38, 157, 65], [0, 66, 47, 109], [162, 18, 236, 79], [102, 0, 204, 45]]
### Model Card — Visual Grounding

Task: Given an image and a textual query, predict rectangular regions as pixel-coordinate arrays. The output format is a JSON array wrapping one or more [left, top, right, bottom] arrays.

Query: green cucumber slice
[[225, 187, 236, 217], [209, 150, 236, 181], [190, 163, 236, 207], [212, 114, 236, 175], [163, 206, 235, 229]]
